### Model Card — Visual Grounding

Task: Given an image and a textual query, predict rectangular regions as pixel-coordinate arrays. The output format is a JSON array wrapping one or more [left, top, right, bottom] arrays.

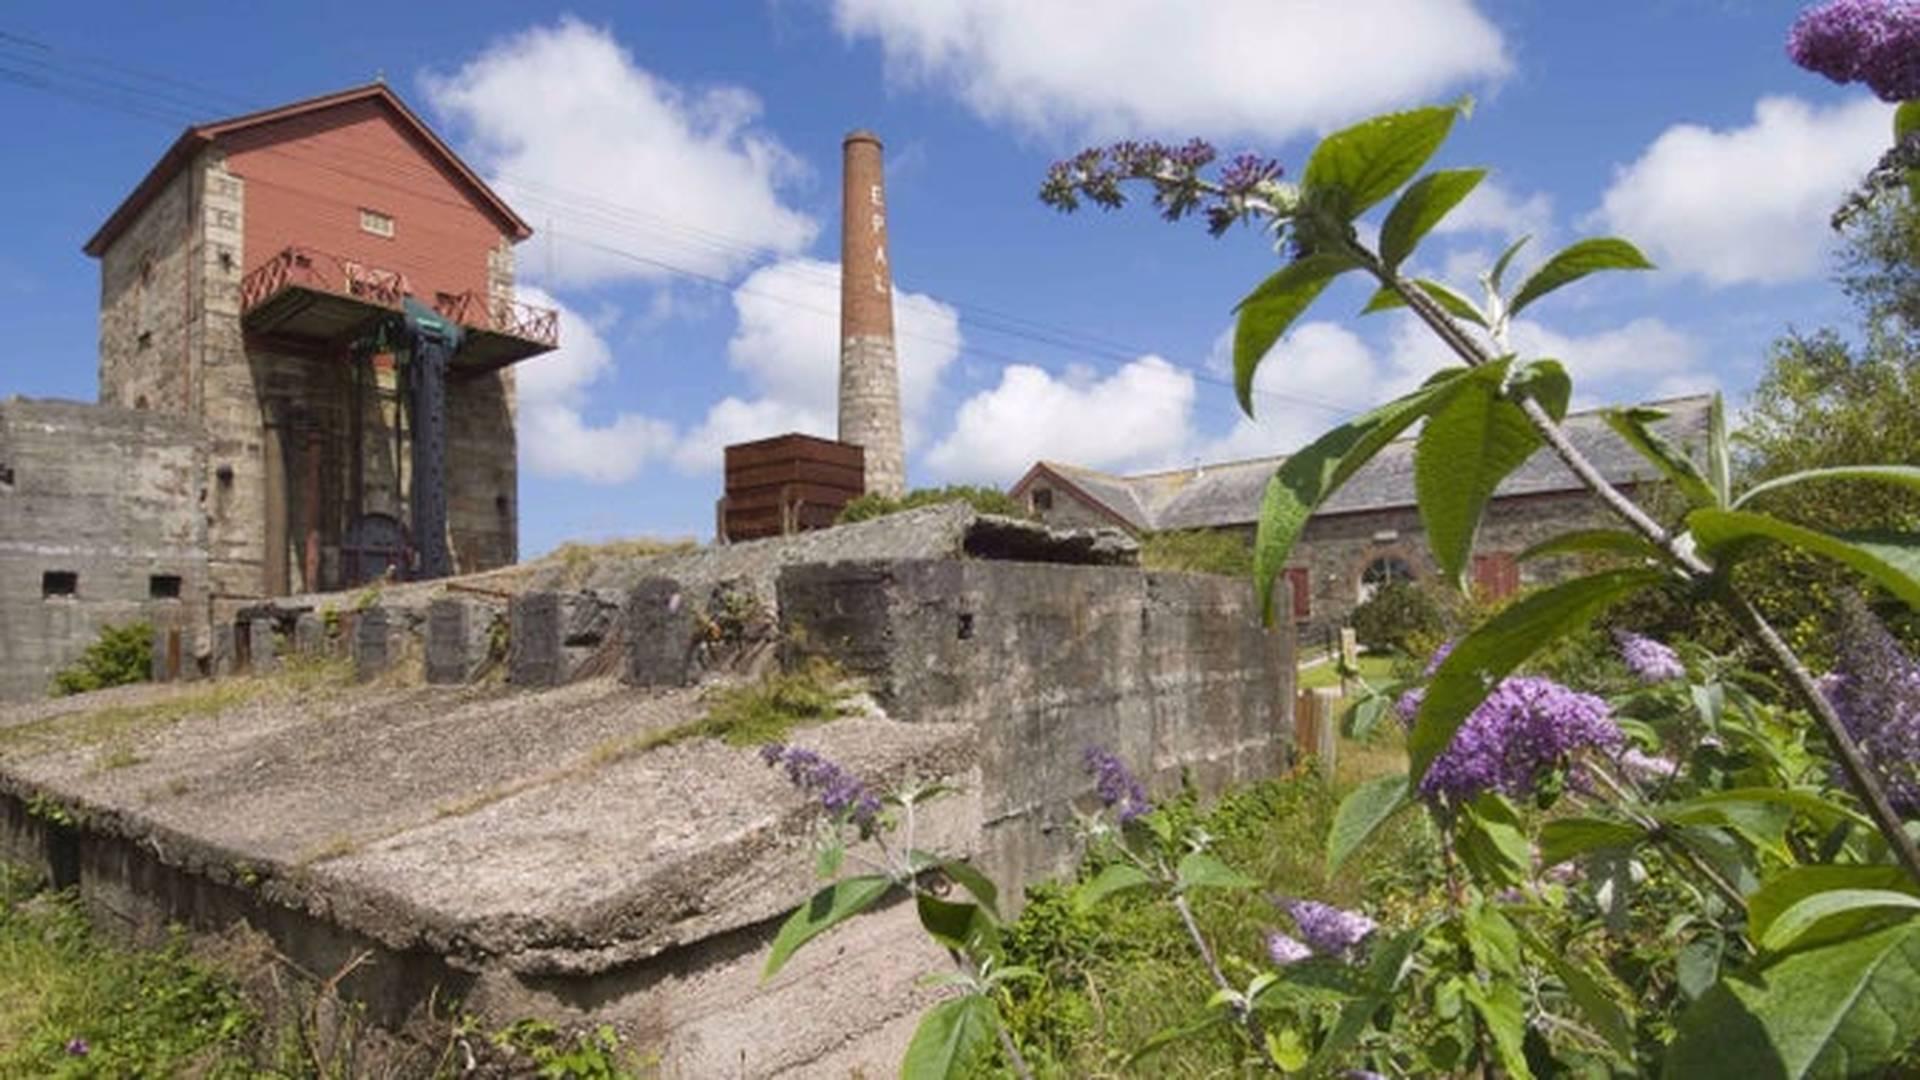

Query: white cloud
[[925, 357, 1197, 482], [515, 287, 677, 483], [672, 258, 963, 472], [1595, 95, 1891, 287], [1432, 179, 1554, 250], [830, 0, 1508, 141], [1508, 316, 1702, 386], [422, 18, 817, 288]]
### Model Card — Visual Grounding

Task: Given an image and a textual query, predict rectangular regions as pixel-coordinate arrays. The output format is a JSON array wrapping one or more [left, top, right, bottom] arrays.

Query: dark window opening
[[957, 612, 975, 640], [136, 331, 152, 351], [42, 571, 78, 598], [135, 395, 150, 411], [1031, 488, 1053, 512], [0, 463, 13, 491], [1358, 556, 1414, 603], [149, 574, 183, 600]]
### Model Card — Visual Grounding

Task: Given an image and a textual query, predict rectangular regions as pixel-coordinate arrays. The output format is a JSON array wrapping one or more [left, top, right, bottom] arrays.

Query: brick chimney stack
[[837, 130, 906, 499]]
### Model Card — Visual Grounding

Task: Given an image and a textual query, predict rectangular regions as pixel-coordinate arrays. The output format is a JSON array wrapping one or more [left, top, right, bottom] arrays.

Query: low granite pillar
[[293, 613, 326, 657], [509, 592, 563, 687], [211, 624, 236, 678], [625, 577, 694, 687], [353, 607, 392, 683], [426, 598, 491, 685], [249, 618, 278, 674]]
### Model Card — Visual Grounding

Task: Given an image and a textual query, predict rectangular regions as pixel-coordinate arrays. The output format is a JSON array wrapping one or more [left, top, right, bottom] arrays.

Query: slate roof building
[[1010, 394, 1714, 638]]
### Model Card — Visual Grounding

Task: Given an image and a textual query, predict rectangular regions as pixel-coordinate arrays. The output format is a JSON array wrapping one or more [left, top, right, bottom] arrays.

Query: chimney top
[[843, 129, 883, 148]]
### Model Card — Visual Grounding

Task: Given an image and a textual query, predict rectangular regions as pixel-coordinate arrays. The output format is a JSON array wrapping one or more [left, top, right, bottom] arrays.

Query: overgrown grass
[[997, 760, 1436, 1078], [0, 862, 652, 1077], [545, 537, 699, 587], [586, 659, 857, 770], [836, 485, 1029, 524], [1137, 530, 1254, 577], [2, 659, 354, 764], [0, 863, 256, 1076], [1296, 653, 1400, 691]]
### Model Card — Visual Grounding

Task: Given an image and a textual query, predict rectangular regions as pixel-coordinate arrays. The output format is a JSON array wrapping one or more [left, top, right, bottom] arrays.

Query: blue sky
[[0, 2, 1895, 554]]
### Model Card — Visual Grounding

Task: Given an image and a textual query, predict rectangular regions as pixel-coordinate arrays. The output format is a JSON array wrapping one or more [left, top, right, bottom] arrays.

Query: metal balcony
[[239, 245, 558, 373]]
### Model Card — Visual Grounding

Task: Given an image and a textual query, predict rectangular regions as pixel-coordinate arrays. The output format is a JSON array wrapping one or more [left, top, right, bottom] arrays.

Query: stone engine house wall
[[92, 103, 521, 604], [0, 400, 209, 701]]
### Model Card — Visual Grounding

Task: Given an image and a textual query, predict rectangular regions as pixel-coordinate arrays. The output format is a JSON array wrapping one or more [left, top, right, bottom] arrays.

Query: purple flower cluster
[[760, 744, 882, 832], [1265, 930, 1313, 966], [1040, 139, 1284, 235], [1614, 630, 1686, 684], [1083, 746, 1152, 823], [66, 1037, 89, 1058], [1618, 747, 1680, 783], [1275, 897, 1377, 960], [1419, 676, 1622, 805], [1788, 0, 1920, 101], [1820, 603, 1920, 815]]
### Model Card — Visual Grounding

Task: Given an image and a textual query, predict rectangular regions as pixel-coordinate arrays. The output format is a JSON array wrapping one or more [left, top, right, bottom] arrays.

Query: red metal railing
[[240, 245, 559, 350]]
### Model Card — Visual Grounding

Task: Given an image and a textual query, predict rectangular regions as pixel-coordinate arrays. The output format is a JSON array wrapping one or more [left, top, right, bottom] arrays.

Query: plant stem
[[1368, 249, 1920, 887], [1171, 893, 1268, 1049], [943, 947, 1035, 1080]]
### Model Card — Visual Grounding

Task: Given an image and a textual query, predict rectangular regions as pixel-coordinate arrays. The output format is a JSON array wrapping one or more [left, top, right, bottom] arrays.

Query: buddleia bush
[[51, 622, 152, 697]]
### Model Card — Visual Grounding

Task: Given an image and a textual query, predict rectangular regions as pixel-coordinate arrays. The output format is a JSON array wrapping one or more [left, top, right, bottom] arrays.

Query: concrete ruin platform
[[0, 675, 980, 1075], [0, 507, 1294, 1076]]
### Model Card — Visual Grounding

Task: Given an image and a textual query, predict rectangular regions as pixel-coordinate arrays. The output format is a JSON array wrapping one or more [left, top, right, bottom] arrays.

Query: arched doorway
[[1357, 555, 1415, 603]]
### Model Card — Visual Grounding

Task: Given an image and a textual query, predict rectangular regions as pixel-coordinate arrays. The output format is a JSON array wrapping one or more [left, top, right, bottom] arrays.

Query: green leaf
[[1327, 773, 1412, 873], [1508, 237, 1654, 316], [1463, 980, 1535, 1080], [916, 894, 998, 953], [1265, 1027, 1311, 1071], [1519, 528, 1664, 564], [1749, 866, 1919, 954], [1489, 234, 1531, 293], [1900, 102, 1920, 202], [1380, 167, 1487, 270], [925, 855, 1001, 920], [1512, 357, 1572, 421], [901, 993, 999, 1080], [1304, 927, 1424, 1074], [1463, 900, 1523, 976], [1415, 359, 1540, 587], [1458, 794, 1532, 888], [1606, 406, 1719, 509], [1176, 851, 1258, 892], [1760, 891, 1920, 953], [1538, 816, 1646, 867], [1126, 1012, 1230, 1065], [1409, 568, 1665, 784], [1658, 792, 1794, 862], [1302, 104, 1464, 220], [816, 841, 844, 879], [1233, 253, 1360, 415], [1707, 393, 1732, 508], [1664, 919, 1920, 1079], [1075, 863, 1155, 912], [1253, 373, 1469, 622], [763, 875, 893, 979], [1518, 926, 1635, 1061], [1360, 278, 1490, 328], [1732, 465, 1920, 510], [1688, 508, 1920, 610]]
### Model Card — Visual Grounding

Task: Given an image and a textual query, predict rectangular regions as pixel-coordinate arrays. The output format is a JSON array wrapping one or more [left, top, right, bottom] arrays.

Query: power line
[[0, 31, 1364, 423]]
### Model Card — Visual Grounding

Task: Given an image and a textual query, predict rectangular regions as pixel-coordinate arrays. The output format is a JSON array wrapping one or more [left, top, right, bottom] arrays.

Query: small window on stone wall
[[0, 463, 13, 491], [359, 208, 395, 238], [42, 571, 78, 598], [136, 331, 152, 351], [149, 574, 183, 600], [1032, 487, 1054, 512]]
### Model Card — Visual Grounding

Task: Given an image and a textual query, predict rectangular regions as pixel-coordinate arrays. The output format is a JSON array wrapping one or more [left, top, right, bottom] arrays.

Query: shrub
[[50, 622, 152, 697], [836, 485, 1028, 524], [1138, 529, 1253, 576], [1348, 581, 1447, 655]]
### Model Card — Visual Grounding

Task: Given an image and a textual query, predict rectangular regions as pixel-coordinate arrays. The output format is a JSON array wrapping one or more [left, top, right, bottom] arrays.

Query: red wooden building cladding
[[222, 98, 517, 304], [722, 434, 865, 542]]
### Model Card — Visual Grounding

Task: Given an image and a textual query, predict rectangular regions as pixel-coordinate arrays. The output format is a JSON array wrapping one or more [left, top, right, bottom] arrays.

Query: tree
[[1736, 197, 1920, 659]]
